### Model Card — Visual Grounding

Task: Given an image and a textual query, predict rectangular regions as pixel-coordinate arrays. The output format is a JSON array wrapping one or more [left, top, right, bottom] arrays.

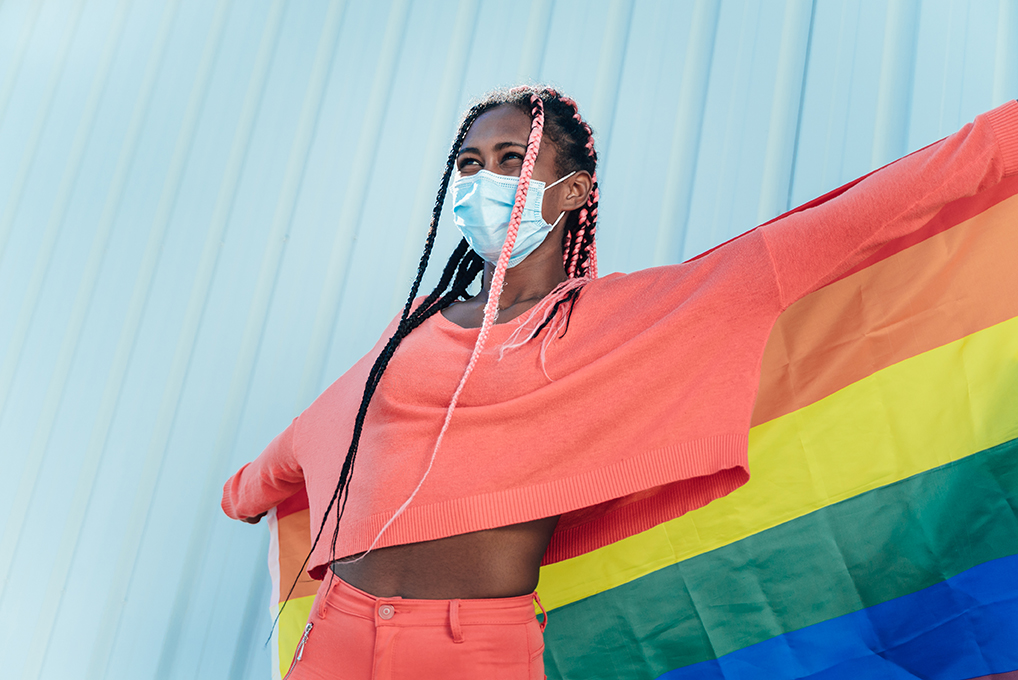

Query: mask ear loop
[[545, 171, 578, 230], [542, 171, 575, 230], [544, 170, 575, 190]]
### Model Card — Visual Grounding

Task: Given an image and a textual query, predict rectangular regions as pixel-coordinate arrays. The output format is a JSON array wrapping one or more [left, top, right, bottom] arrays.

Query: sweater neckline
[[429, 274, 612, 337], [432, 306, 532, 335]]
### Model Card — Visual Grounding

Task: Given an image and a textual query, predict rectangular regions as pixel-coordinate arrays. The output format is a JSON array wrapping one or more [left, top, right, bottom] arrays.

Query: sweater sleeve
[[762, 100, 1018, 308], [221, 417, 304, 520]]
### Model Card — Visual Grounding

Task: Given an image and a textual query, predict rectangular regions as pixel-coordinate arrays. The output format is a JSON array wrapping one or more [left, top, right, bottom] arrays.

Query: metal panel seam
[[651, 0, 721, 267], [296, 0, 411, 408], [589, 0, 635, 164], [782, 0, 816, 216], [76, 0, 236, 676], [0, 0, 155, 602], [0, 0, 87, 265], [515, 0, 553, 82], [387, 0, 481, 320], [12, 0, 137, 673], [136, 0, 290, 673], [871, 0, 920, 167], [0, 0, 44, 134], [993, 0, 1018, 105], [0, 0, 129, 430], [147, 1, 348, 676]]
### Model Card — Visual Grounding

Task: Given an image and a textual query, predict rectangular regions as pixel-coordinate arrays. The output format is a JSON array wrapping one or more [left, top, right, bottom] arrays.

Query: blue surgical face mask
[[451, 169, 575, 267]]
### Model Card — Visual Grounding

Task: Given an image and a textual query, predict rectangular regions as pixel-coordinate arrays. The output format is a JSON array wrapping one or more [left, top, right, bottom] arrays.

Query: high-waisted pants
[[284, 574, 547, 679]]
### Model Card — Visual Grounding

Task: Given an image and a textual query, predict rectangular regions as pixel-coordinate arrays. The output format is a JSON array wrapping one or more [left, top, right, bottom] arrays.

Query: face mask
[[451, 170, 575, 267]]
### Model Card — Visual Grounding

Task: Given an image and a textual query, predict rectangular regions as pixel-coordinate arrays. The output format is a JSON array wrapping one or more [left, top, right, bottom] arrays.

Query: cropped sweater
[[223, 102, 1018, 580]]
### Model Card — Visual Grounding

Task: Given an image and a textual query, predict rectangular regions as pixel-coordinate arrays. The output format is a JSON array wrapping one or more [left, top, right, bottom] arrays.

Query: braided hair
[[274, 87, 600, 619], [526, 89, 600, 335]]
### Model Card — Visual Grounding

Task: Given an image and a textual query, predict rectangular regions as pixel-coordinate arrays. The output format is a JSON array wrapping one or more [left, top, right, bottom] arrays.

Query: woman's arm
[[761, 100, 1018, 309], [221, 417, 304, 521]]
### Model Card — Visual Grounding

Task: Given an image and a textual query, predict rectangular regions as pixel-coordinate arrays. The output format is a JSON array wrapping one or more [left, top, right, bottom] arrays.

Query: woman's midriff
[[329, 516, 560, 600]]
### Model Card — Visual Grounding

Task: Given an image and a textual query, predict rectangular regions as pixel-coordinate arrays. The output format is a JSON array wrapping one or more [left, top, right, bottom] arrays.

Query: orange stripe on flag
[[753, 190, 1018, 425], [277, 509, 319, 603]]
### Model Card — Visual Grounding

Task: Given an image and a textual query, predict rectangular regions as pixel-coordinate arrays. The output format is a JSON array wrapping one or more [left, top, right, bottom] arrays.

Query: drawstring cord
[[534, 592, 548, 632]]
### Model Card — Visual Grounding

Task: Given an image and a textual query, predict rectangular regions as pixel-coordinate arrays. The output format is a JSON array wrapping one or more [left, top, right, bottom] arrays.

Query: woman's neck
[[478, 256, 568, 311], [440, 252, 568, 329]]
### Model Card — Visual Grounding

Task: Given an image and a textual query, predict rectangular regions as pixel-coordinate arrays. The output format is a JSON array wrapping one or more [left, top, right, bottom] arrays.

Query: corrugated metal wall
[[0, 0, 1015, 677]]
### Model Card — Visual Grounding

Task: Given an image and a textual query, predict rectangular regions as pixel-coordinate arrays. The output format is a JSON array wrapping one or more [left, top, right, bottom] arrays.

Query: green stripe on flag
[[544, 438, 1018, 680]]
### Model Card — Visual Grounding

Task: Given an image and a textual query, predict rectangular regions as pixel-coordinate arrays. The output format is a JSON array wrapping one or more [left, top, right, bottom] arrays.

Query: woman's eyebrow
[[457, 141, 528, 157]]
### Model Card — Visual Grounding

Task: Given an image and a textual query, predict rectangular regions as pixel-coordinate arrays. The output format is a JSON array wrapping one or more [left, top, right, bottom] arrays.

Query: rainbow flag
[[267, 172, 1018, 679], [266, 490, 317, 680]]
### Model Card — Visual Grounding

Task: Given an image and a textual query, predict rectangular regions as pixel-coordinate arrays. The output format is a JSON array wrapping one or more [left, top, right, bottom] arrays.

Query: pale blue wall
[[0, 0, 1015, 678]]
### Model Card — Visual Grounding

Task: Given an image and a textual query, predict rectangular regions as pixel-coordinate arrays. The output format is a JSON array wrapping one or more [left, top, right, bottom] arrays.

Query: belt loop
[[319, 573, 335, 620], [533, 592, 547, 633], [449, 599, 464, 643]]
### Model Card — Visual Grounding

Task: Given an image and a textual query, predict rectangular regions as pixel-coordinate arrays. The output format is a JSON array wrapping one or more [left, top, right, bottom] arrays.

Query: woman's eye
[[501, 152, 524, 164], [457, 157, 481, 171]]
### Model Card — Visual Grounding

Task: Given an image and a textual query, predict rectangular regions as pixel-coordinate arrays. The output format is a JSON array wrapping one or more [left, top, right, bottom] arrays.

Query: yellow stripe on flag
[[275, 595, 314, 678], [538, 315, 1018, 610]]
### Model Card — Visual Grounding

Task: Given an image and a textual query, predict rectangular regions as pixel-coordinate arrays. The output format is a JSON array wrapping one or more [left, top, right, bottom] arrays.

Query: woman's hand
[[242, 511, 268, 524]]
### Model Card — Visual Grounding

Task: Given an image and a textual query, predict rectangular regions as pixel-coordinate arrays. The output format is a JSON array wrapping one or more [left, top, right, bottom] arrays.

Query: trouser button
[[378, 604, 395, 620]]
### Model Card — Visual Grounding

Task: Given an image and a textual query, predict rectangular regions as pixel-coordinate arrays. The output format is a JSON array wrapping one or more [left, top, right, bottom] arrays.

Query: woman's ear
[[562, 171, 593, 211]]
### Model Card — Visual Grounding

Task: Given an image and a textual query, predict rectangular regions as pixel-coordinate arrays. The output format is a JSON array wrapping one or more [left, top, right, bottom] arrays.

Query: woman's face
[[455, 105, 568, 225]]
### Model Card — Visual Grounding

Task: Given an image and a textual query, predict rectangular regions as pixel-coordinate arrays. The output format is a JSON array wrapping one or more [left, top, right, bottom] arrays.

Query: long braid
[[571, 175, 598, 277], [527, 90, 600, 336], [561, 227, 574, 268], [324, 244, 475, 559], [567, 220, 587, 277], [320, 106, 500, 566], [405, 240, 470, 326], [586, 182, 600, 276], [559, 94, 599, 279], [398, 102, 490, 326], [414, 246, 485, 322]]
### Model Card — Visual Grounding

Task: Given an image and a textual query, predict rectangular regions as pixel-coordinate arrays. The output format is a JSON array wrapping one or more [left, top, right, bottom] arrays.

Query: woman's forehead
[[463, 105, 532, 146]]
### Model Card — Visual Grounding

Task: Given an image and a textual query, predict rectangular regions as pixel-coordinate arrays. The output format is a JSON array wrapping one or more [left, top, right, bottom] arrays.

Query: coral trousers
[[284, 574, 547, 679]]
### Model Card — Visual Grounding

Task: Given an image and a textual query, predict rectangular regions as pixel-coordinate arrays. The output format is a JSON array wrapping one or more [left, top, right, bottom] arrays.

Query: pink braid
[[583, 177, 599, 277], [567, 222, 587, 277], [548, 91, 599, 279], [358, 96, 546, 554], [483, 94, 544, 328]]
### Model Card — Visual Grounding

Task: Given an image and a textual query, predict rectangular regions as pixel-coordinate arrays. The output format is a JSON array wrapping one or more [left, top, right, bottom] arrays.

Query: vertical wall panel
[[0, 1, 1014, 677]]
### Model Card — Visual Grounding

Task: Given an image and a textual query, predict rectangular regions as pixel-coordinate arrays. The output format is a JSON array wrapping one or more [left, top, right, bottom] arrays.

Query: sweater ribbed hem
[[986, 100, 1018, 176], [307, 434, 749, 579], [221, 486, 237, 519]]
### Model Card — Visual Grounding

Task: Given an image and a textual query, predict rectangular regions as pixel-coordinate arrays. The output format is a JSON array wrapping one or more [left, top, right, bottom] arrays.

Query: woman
[[223, 86, 1018, 679]]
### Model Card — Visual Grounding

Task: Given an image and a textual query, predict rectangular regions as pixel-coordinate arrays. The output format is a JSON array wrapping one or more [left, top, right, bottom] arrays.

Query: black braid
[[531, 288, 581, 338], [320, 105, 498, 572], [519, 91, 600, 338], [397, 102, 491, 326], [406, 239, 471, 325]]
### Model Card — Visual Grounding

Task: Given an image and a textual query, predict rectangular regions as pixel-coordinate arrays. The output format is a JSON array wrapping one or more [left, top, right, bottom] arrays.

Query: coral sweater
[[223, 102, 1018, 580]]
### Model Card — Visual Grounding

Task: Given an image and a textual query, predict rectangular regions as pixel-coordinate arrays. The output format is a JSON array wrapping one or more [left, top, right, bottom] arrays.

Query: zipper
[[284, 622, 313, 678], [296, 622, 313, 661]]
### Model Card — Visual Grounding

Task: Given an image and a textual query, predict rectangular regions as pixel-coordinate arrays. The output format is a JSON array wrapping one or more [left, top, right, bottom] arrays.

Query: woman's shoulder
[[586, 230, 773, 299], [573, 234, 778, 336], [580, 261, 698, 304]]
